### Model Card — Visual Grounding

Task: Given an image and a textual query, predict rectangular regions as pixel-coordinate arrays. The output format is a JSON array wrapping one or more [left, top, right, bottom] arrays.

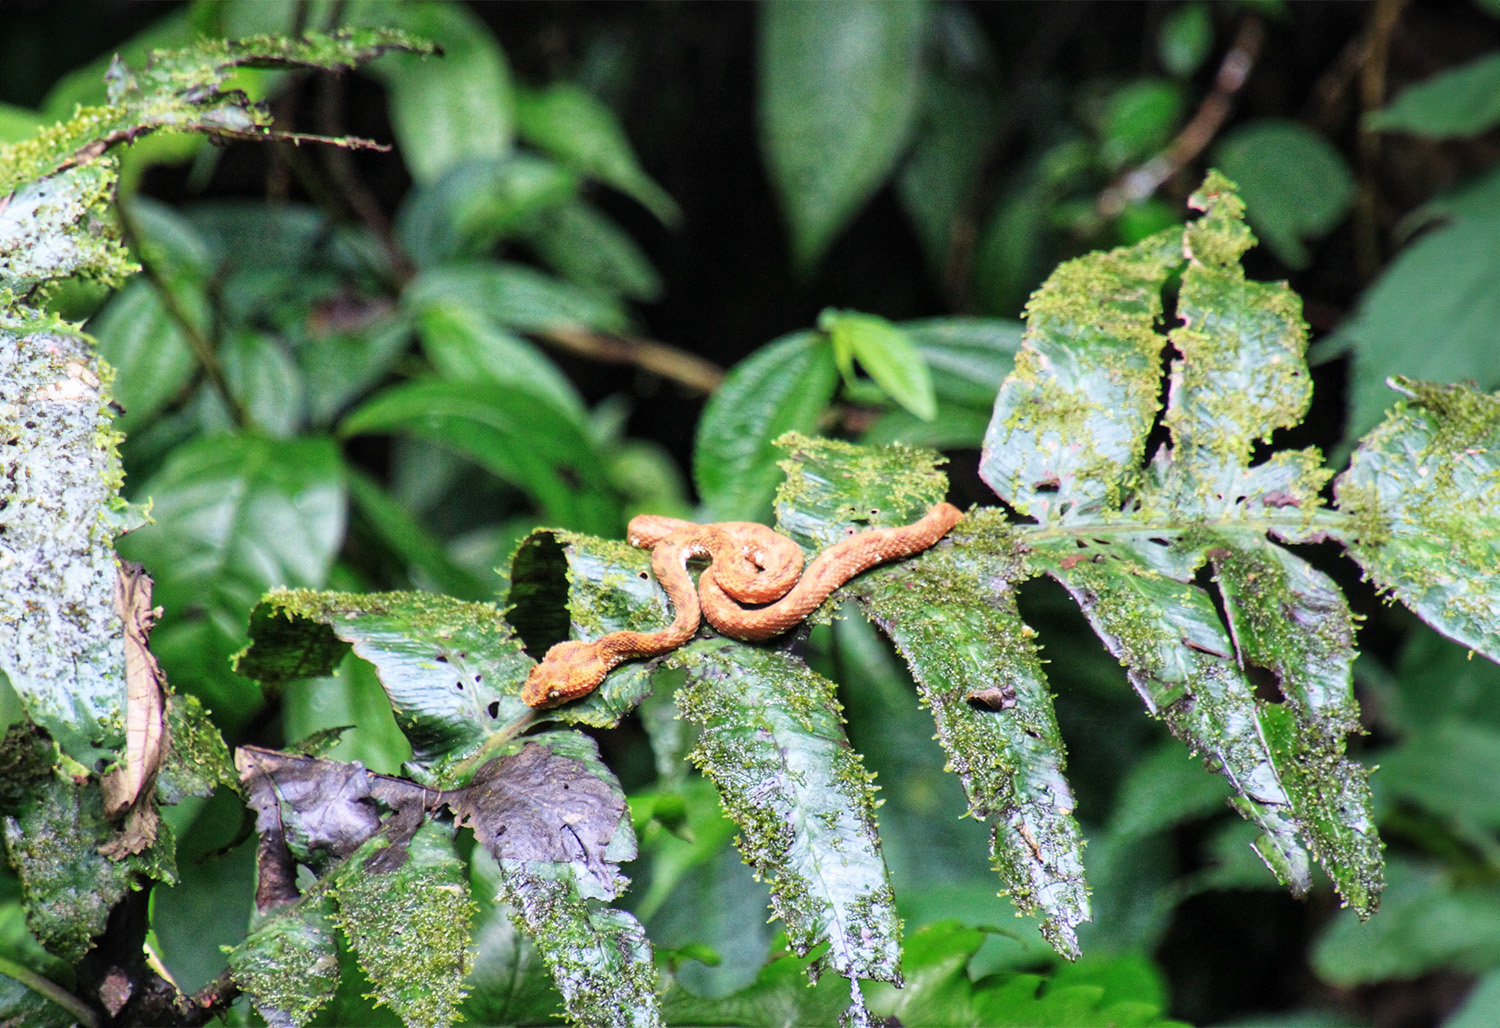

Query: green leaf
[[1366, 52, 1500, 139], [341, 378, 621, 535], [404, 260, 629, 335], [408, 293, 587, 425], [394, 154, 578, 268], [116, 433, 347, 621], [346, 1, 514, 184], [1099, 80, 1183, 167], [1376, 722, 1500, 833], [330, 822, 474, 1028], [1107, 741, 1233, 839], [2, 773, 175, 961], [674, 639, 902, 987], [89, 279, 197, 433], [461, 850, 565, 1025], [229, 897, 340, 1028], [0, 326, 128, 763], [1313, 856, 1500, 985], [856, 512, 1090, 957], [659, 945, 856, 1027], [1158, 3, 1213, 77], [238, 589, 531, 765], [758, 0, 928, 271], [515, 83, 680, 226], [1213, 122, 1355, 267], [221, 329, 306, 437], [980, 227, 1181, 522], [1334, 379, 1500, 663], [517, 200, 665, 303], [819, 308, 938, 420], [1325, 189, 1500, 444], [693, 332, 839, 522], [346, 468, 491, 601], [507, 530, 670, 729]]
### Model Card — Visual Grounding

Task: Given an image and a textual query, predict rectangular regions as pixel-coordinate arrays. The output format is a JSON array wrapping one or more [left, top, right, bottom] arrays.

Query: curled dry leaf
[[99, 561, 168, 858]]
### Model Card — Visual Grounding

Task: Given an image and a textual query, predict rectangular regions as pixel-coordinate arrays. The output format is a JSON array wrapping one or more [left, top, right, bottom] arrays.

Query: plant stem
[[0, 956, 101, 1028]]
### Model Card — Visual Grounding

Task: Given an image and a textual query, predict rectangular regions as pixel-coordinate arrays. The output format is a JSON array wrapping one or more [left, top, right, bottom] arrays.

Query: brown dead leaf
[[100, 562, 169, 857]]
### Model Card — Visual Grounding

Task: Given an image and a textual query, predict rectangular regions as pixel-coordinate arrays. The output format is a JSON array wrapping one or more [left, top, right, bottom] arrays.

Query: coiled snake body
[[522, 502, 963, 708]]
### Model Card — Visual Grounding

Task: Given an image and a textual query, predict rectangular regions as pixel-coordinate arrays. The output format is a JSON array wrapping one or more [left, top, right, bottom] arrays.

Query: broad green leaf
[[1099, 80, 1183, 168], [346, 468, 491, 601], [341, 378, 621, 536], [409, 298, 586, 426], [1158, 4, 1213, 77], [330, 822, 474, 1028], [1326, 186, 1500, 443], [221, 329, 306, 437], [517, 200, 665, 303], [673, 639, 902, 987], [0, 102, 44, 144], [820, 308, 938, 421], [1375, 722, 1500, 833], [1334, 379, 1500, 662], [229, 897, 340, 1028], [1212, 121, 1354, 267], [1106, 741, 1233, 839], [347, 2, 514, 184], [394, 155, 578, 268], [1366, 52, 1500, 138], [237, 589, 531, 764], [1383, 625, 1500, 732], [1446, 969, 1500, 1028], [116, 433, 347, 621], [659, 945, 858, 1027], [515, 83, 680, 226], [507, 530, 669, 728], [0, 326, 127, 763], [857, 513, 1090, 957], [461, 850, 565, 1025], [89, 279, 198, 432], [2, 772, 175, 961], [404, 260, 629, 335], [758, 0, 928, 271], [1313, 856, 1500, 986], [693, 332, 839, 522], [980, 227, 1180, 523], [480, 732, 659, 1028]]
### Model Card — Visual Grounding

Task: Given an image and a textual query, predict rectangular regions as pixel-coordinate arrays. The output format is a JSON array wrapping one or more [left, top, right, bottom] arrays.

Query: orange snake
[[521, 502, 963, 708]]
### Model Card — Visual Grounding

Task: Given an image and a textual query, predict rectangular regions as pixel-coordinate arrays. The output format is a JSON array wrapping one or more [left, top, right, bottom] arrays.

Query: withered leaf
[[452, 741, 627, 890], [100, 562, 168, 857]]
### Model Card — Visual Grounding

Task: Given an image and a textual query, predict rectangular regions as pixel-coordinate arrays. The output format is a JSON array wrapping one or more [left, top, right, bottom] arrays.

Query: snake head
[[522, 639, 612, 708]]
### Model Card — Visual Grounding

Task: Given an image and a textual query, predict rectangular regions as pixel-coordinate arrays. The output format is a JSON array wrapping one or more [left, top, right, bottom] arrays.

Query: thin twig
[[539, 326, 726, 395], [1097, 15, 1266, 218], [115, 199, 256, 430], [1351, 0, 1412, 279]]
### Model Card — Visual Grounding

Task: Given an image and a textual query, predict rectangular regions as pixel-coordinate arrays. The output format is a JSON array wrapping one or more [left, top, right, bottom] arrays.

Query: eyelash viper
[[521, 502, 964, 708]]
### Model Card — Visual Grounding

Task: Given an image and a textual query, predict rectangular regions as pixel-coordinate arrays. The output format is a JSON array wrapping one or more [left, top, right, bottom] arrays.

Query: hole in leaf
[[1034, 476, 1061, 493], [487, 702, 500, 718], [455, 680, 464, 692], [1247, 663, 1285, 704], [434, 652, 449, 663]]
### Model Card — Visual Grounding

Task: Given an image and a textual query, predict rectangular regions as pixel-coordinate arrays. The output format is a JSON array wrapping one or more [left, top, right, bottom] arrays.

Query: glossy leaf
[[758, 0, 928, 270], [517, 200, 665, 303], [341, 378, 621, 536], [515, 83, 680, 226], [693, 332, 839, 522], [1335, 379, 1500, 662], [237, 589, 531, 764], [347, 1, 514, 184], [980, 226, 1180, 523], [820, 308, 938, 421], [1366, 52, 1500, 139], [116, 433, 347, 620], [673, 639, 902, 988], [404, 260, 629, 336], [89, 279, 198, 432], [408, 293, 587, 425], [1326, 172, 1500, 443], [1213, 121, 1354, 267], [394, 154, 578, 268]]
